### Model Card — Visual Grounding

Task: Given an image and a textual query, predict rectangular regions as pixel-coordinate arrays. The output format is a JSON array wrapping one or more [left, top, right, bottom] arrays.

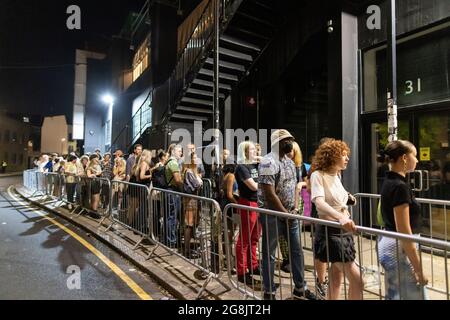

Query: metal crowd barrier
[[30, 171, 48, 197], [23, 169, 38, 191], [148, 187, 228, 299], [42, 173, 65, 205], [223, 203, 450, 301], [75, 176, 112, 224], [107, 180, 151, 249], [352, 193, 450, 298], [200, 178, 213, 199]]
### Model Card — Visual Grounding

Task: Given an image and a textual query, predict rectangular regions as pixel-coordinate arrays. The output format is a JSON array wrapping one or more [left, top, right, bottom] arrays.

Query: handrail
[[112, 0, 244, 149], [224, 203, 450, 250], [108, 89, 153, 153], [159, 0, 243, 125], [176, 0, 214, 62]]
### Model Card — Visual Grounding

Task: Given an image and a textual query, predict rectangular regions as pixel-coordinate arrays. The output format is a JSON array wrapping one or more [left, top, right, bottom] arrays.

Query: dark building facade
[[107, 0, 449, 235]]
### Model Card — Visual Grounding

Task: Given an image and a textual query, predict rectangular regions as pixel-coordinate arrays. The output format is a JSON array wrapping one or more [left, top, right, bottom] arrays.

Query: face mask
[[282, 142, 294, 154]]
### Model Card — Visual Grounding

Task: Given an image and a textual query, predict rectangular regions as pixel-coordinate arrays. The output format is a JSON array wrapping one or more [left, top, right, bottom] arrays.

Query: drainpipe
[[387, 0, 398, 142]]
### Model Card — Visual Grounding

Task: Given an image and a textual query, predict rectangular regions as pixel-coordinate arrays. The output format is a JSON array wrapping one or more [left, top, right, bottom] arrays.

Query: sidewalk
[[14, 185, 241, 300], [0, 172, 23, 178]]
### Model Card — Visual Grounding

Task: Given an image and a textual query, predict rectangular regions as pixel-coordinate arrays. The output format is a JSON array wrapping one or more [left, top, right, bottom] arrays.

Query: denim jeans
[[378, 236, 428, 300], [164, 193, 180, 247], [260, 214, 306, 293]]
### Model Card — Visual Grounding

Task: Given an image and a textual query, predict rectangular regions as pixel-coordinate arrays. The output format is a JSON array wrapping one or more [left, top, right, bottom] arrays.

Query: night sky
[[0, 0, 147, 123]]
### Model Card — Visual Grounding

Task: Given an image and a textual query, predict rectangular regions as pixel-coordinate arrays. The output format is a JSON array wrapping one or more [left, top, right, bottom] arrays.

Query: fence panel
[[223, 203, 450, 301], [148, 187, 227, 298]]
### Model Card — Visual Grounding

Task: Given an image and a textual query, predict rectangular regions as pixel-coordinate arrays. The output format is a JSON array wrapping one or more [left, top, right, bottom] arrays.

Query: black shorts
[[313, 225, 356, 263]]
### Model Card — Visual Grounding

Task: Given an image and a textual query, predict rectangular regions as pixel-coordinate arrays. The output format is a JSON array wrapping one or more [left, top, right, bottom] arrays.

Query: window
[[4, 152, 8, 162], [363, 26, 450, 112], [12, 132, 17, 143], [132, 35, 150, 82], [21, 134, 26, 145], [4, 130, 10, 143], [12, 153, 17, 165], [19, 154, 24, 165]]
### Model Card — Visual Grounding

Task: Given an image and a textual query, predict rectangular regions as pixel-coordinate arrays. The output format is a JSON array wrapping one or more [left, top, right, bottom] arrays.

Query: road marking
[[7, 186, 152, 300]]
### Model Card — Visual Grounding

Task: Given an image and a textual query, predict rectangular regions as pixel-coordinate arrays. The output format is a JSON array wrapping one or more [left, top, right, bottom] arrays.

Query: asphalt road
[[0, 175, 172, 300]]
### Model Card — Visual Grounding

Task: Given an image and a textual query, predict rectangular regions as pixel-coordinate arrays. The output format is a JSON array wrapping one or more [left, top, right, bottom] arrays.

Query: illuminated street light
[[102, 94, 115, 105]]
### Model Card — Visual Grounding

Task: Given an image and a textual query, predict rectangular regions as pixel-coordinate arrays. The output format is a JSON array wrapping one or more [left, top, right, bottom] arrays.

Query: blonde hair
[[182, 152, 199, 177], [237, 141, 255, 164], [292, 142, 303, 167], [133, 150, 152, 177]]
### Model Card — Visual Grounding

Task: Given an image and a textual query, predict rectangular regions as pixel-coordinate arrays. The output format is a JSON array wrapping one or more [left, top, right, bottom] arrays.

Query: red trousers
[[236, 198, 261, 276]]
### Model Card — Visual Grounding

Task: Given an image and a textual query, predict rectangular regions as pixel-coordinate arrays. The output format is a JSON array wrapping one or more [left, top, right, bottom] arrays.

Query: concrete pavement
[[0, 176, 171, 300]]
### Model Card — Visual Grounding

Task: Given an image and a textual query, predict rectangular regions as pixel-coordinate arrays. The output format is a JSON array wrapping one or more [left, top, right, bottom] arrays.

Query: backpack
[[151, 159, 175, 189], [183, 170, 202, 194]]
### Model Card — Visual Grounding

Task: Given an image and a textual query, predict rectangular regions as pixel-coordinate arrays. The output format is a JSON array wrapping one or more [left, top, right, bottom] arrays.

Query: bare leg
[[328, 263, 343, 300], [344, 262, 364, 300], [315, 259, 328, 283]]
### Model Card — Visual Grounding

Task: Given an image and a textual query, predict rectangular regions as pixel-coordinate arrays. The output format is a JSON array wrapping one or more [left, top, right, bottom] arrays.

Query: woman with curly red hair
[[310, 139, 363, 300]]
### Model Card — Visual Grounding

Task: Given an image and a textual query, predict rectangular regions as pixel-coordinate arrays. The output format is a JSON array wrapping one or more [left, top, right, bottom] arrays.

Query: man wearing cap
[[258, 129, 316, 300]]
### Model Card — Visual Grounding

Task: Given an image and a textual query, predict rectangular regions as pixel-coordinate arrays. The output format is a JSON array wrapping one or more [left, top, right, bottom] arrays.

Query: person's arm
[[394, 204, 428, 285], [238, 165, 258, 191], [243, 178, 258, 191], [311, 171, 355, 232], [86, 168, 95, 178], [125, 158, 132, 181], [172, 171, 183, 189], [314, 197, 354, 226], [226, 175, 237, 204], [139, 162, 151, 181], [261, 184, 288, 213]]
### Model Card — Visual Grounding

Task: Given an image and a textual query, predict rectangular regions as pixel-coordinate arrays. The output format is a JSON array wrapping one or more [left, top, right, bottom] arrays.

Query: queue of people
[[30, 132, 429, 301]]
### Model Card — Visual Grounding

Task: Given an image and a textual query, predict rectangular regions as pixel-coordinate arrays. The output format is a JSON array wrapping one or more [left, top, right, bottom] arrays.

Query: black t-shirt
[[380, 171, 422, 233], [235, 164, 258, 202]]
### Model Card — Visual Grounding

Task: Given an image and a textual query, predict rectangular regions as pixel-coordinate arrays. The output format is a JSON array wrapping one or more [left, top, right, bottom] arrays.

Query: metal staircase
[[158, 0, 281, 128], [111, 0, 282, 153]]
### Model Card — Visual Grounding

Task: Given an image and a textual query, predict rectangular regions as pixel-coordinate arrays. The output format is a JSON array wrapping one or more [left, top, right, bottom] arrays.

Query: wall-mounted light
[[327, 20, 334, 34]]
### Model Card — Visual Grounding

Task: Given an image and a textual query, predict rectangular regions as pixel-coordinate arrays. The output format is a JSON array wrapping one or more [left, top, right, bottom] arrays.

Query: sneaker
[[68, 204, 73, 210], [315, 278, 328, 300], [237, 273, 262, 290], [280, 260, 291, 273], [293, 288, 317, 300]]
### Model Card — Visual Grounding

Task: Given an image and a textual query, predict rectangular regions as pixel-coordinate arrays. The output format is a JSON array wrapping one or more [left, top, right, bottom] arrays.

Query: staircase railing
[[110, 0, 244, 152], [108, 89, 153, 154], [156, 0, 244, 126]]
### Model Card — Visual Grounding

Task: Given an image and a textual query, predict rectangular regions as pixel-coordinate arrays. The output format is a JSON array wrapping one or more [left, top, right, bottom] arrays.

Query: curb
[[0, 173, 23, 178]]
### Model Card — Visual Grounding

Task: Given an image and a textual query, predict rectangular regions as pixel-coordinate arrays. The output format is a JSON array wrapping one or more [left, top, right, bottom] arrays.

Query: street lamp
[[102, 94, 115, 105], [61, 138, 66, 155]]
